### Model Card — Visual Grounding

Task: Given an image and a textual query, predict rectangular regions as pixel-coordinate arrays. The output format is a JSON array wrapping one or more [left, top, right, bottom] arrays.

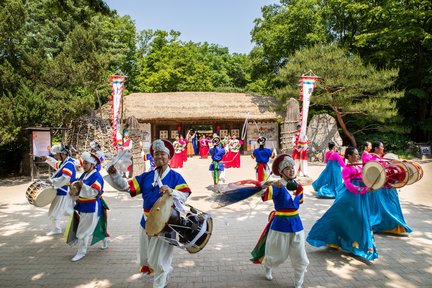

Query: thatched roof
[[121, 92, 282, 122]]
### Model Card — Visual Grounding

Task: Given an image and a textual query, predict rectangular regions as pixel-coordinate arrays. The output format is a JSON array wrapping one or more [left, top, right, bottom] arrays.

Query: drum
[[362, 161, 409, 190], [402, 161, 424, 185], [383, 153, 399, 160], [26, 180, 56, 207], [146, 194, 213, 254]]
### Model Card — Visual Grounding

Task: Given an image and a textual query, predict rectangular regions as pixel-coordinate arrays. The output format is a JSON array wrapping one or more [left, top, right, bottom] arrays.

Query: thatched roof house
[[123, 92, 281, 122], [102, 92, 282, 152]]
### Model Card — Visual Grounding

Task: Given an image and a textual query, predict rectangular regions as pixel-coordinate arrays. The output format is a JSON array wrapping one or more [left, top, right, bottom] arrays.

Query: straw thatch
[[117, 92, 281, 122]]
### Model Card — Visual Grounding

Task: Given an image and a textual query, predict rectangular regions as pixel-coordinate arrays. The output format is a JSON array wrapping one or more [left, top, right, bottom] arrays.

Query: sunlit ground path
[[1, 156, 431, 288]]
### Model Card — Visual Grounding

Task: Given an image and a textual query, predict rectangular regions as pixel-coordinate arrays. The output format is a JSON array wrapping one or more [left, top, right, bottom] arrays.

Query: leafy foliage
[[275, 44, 403, 146]]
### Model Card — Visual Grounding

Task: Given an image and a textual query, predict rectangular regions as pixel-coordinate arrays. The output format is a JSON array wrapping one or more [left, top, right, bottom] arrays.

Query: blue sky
[[104, 0, 279, 54]]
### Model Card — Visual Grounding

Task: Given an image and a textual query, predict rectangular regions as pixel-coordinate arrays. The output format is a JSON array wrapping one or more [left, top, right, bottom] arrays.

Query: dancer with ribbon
[[250, 154, 309, 287]]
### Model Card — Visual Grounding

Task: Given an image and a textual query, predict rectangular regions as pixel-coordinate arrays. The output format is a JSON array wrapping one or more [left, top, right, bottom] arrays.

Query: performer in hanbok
[[250, 154, 309, 288], [90, 140, 104, 171], [192, 131, 199, 155], [209, 136, 226, 185], [107, 139, 191, 288], [229, 135, 242, 168], [291, 127, 309, 177], [70, 152, 110, 261], [199, 135, 209, 159], [361, 141, 373, 164], [364, 141, 412, 234], [43, 144, 76, 235], [251, 136, 275, 181], [222, 136, 231, 168], [186, 129, 196, 158], [179, 135, 187, 162], [312, 142, 345, 198], [307, 147, 378, 261], [119, 130, 133, 178], [170, 136, 184, 168]]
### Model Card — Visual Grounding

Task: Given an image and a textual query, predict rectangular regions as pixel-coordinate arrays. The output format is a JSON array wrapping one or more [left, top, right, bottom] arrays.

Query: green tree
[[135, 29, 253, 92], [250, 0, 330, 81], [276, 45, 403, 147]]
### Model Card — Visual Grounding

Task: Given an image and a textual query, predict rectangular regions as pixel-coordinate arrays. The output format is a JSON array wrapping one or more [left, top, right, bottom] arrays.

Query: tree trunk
[[332, 107, 357, 147]]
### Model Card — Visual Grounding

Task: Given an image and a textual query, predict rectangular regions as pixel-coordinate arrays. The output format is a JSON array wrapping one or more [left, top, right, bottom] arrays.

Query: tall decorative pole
[[109, 74, 127, 150], [293, 72, 318, 178]]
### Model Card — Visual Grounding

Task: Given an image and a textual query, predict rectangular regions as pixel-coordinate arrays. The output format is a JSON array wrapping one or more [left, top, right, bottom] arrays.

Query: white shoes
[[46, 228, 62, 236], [101, 237, 111, 249], [71, 252, 86, 262], [265, 267, 273, 281]]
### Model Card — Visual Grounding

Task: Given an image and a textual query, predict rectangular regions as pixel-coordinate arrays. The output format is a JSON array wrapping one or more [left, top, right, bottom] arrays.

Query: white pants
[[295, 159, 309, 176], [139, 227, 174, 288], [48, 194, 75, 230], [263, 229, 309, 287], [75, 205, 100, 254]]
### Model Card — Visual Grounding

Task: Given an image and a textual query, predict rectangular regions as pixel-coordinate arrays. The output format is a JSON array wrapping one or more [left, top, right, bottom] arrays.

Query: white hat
[[278, 155, 295, 174], [150, 139, 174, 159], [81, 151, 100, 165], [50, 144, 62, 155], [50, 144, 69, 155]]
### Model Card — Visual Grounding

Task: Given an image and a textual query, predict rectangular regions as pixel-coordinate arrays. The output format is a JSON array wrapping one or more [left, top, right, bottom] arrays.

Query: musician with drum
[[44, 144, 76, 236], [361, 141, 373, 164], [69, 152, 109, 261], [250, 154, 309, 288], [307, 147, 378, 261], [251, 136, 275, 182], [107, 139, 191, 288], [363, 141, 412, 234]]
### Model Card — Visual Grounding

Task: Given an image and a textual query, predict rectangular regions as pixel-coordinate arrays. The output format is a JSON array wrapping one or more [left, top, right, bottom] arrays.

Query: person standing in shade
[[312, 142, 345, 198], [251, 136, 275, 182], [43, 144, 76, 236], [107, 139, 191, 288]]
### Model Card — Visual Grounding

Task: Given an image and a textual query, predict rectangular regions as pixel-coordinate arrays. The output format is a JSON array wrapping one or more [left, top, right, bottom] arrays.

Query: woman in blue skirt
[[312, 142, 345, 198], [364, 141, 412, 234], [307, 147, 378, 261]]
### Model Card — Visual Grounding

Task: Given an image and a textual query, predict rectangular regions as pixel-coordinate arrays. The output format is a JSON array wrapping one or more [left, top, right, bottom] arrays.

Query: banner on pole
[[298, 75, 318, 142], [109, 75, 126, 148]]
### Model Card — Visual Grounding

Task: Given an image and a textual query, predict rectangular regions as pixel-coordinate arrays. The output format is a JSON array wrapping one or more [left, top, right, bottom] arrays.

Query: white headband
[[279, 156, 295, 173], [152, 139, 170, 156]]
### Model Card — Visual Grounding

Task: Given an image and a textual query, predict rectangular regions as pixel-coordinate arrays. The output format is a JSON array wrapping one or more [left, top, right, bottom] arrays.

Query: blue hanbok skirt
[[312, 160, 343, 198], [366, 187, 412, 234], [307, 182, 378, 261]]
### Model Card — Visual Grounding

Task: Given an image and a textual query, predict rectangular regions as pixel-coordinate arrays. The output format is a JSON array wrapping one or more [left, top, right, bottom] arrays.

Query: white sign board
[[32, 131, 51, 159]]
